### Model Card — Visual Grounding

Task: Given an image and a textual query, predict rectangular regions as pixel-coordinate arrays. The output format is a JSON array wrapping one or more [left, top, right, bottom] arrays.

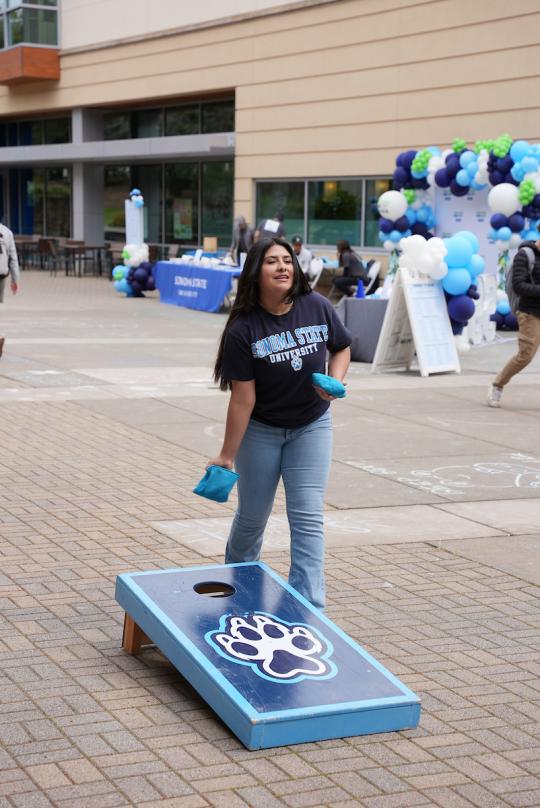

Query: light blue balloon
[[444, 236, 474, 268], [427, 146, 441, 156], [497, 227, 512, 241], [442, 268, 472, 296], [468, 254, 485, 276], [389, 230, 402, 243], [471, 181, 488, 190], [459, 150, 476, 168], [411, 168, 426, 179], [130, 187, 142, 196], [466, 161, 478, 177], [511, 164, 525, 182], [525, 229, 538, 240], [497, 300, 511, 316], [406, 208, 417, 225], [113, 280, 123, 292], [509, 140, 530, 162], [456, 169, 470, 187], [453, 230, 480, 254], [134, 198, 144, 208], [416, 206, 429, 223], [378, 230, 386, 242], [488, 228, 498, 241], [117, 278, 130, 294], [521, 156, 538, 173]]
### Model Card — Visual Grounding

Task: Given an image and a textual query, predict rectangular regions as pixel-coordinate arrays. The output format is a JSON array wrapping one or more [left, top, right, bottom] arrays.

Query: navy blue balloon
[[489, 169, 504, 185], [450, 318, 464, 335], [401, 150, 417, 170], [466, 284, 480, 300], [435, 168, 451, 188], [490, 312, 504, 328], [497, 155, 514, 174], [379, 217, 393, 234], [411, 178, 429, 189], [411, 222, 429, 237], [508, 213, 525, 232], [393, 167, 409, 189], [134, 267, 149, 284], [445, 155, 460, 178], [504, 312, 518, 330], [523, 204, 534, 218], [504, 173, 519, 186], [450, 179, 469, 197], [394, 215, 409, 232], [448, 295, 475, 324], [490, 213, 508, 229]]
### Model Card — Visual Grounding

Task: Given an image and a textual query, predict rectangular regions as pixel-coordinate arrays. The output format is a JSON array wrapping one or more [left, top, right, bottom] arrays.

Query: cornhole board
[[115, 562, 420, 750]]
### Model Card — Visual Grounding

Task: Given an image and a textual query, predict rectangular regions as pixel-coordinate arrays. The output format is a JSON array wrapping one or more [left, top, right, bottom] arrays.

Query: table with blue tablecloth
[[154, 261, 241, 313]]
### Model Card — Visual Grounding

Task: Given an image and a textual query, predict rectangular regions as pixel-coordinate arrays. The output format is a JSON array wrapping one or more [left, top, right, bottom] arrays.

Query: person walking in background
[[488, 233, 540, 407], [0, 222, 20, 358], [292, 235, 314, 278], [229, 216, 254, 265], [208, 237, 351, 608], [254, 211, 286, 241], [331, 239, 374, 298]]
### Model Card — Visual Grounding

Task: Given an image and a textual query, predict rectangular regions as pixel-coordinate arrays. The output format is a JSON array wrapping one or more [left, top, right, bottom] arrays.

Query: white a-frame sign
[[372, 268, 460, 377]]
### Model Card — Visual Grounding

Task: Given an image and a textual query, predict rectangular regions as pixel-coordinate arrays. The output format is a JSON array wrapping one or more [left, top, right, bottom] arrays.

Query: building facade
[[0, 0, 539, 251]]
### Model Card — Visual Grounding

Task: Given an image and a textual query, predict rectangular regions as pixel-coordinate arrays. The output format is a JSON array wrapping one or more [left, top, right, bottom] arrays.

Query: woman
[[209, 237, 351, 608], [331, 239, 373, 297]]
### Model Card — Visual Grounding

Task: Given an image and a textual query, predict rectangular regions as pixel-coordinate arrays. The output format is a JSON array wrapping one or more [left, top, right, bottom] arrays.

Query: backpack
[[505, 246, 534, 314]]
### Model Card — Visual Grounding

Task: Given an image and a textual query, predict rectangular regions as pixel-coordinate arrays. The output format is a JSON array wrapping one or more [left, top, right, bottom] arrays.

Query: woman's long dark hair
[[214, 237, 312, 390]]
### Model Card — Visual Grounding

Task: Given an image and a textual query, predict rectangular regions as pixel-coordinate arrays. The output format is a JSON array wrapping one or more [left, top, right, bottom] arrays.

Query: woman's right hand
[[206, 454, 234, 470]]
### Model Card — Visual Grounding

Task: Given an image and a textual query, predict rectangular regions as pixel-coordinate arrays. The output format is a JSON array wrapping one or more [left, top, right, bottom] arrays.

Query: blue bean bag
[[193, 465, 240, 503], [312, 372, 346, 398]]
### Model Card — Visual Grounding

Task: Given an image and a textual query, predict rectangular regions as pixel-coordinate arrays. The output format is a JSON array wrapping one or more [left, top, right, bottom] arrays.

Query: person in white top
[[0, 222, 20, 358], [292, 236, 314, 278]]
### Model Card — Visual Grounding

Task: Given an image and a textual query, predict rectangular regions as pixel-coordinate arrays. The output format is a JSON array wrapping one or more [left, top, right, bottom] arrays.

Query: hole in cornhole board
[[193, 581, 236, 598]]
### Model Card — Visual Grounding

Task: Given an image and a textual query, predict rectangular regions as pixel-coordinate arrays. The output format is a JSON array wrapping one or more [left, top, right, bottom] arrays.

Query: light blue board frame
[[116, 561, 421, 749]]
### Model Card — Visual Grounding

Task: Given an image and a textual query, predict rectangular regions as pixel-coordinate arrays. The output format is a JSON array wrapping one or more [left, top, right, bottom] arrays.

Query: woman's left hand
[[313, 385, 336, 401]]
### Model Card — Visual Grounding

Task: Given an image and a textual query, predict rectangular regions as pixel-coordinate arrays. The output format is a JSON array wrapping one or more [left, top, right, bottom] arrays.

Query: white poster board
[[372, 268, 460, 377], [434, 187, 500, 275], [125, 199, 144, 245]]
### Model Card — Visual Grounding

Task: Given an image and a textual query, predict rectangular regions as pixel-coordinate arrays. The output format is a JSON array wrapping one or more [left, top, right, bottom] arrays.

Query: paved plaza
[[1, 271, 540, 808]]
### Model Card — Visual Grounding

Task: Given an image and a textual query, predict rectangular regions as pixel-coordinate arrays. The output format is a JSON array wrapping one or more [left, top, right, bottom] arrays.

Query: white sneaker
[[487, 384, 503, 408]]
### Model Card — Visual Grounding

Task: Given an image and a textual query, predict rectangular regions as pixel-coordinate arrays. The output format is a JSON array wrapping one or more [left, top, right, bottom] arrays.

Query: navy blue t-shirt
[[221, 292, 351, 428]]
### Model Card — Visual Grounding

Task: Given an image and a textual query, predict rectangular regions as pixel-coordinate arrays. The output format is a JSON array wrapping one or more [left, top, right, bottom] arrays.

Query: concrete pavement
[[0, 271, 539, 807]]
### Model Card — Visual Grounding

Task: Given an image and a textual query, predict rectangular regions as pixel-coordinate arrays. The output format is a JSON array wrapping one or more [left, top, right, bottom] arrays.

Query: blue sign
[[116, 562, 420, 749], [154, 261, 241, 313]]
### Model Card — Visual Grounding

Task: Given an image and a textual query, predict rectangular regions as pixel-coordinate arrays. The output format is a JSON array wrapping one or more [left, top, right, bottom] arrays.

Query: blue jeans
[[225, 410, 332, 608]]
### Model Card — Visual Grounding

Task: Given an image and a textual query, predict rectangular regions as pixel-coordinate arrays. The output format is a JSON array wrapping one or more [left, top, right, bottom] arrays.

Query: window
[[13, 165, 71, 236], [307, 179, 362, 245], [201, 161, 234, 247], [103, 112, 130, 140], [255, 177, 391, 248], [102, 99, 235, 141], [364, 178, 391, 247], [164, 163, 199, 245], [45, 167, 71, 237], [104, 165, 130, 241], [5, 4, 58, 47], [255, 181, 304, 241], [201, 100, 234, 134], [0, 116, 70, 147], [165, 105, 199, 136]]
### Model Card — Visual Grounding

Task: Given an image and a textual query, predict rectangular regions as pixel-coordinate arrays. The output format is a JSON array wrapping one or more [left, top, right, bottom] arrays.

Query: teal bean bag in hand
[[193, 465, 240, 503], [312, 372, 346, 398]]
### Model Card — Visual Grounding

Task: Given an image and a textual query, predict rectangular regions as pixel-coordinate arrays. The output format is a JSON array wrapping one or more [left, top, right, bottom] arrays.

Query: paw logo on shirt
[[291, 355, 303, 371]]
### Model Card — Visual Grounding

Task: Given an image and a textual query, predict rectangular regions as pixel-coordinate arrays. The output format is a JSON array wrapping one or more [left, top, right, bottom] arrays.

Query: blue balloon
[[468, 254, 485, 276], [510, 140, 530, 162], [488, 228, 498, 241], [448, 294, 475, 324], [521, 156, 538, 173], [405, 208, 417, 225], [508, 213, 525, 233], [454, 230, 480, 253], [490, 213, 508, 230], [466, 161, 478, 177], [435, 168, 451, 188], [427, 146, 441, 156], [459, 150, 476, 168], [113, 280, 124, 292], [416, 206, 429, 223], [379, 217, 394, 234], [442, 268, 472, 296], [444, 236, 474, 268], [511, 163, 525, 182], [394, 216, 409, 232], [134, 198, 144, 208], [497, 300, 511, 316], [389, 230, 402, 243], [497, 227, 512, 241], [378, 230, 386, 242], [456, 169, 470, 187]]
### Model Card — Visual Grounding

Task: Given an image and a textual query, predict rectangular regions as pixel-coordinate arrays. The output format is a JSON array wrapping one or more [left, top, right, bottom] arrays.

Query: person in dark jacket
[[229, 216, 254, 265], [331, 240, 374, 297], [488, 236, 540, 407]]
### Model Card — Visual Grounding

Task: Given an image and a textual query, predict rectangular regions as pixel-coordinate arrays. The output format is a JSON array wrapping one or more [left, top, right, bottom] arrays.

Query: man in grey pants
[[0, 223, 20, 358]]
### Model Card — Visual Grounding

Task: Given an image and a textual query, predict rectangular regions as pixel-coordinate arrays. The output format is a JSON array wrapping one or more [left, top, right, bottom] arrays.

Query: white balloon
[[402, 234, 427, 255], [398, 255, 411, 268], [496, 289, 507, 302], [487, 183, 520, 216], [509, 233, 522, 249], [377, 190, 407, 220], [415, 254, 436, 276], [430, 261, 448, 280], [383, 239, 394, 251], [426, 237, 447, 258]]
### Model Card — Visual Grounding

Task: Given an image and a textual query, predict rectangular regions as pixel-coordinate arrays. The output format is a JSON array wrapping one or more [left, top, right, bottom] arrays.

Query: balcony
[[0, 45, 59, 84]]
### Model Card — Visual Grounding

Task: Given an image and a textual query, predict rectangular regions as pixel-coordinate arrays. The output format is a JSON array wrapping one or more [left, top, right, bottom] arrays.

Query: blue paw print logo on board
[[206, 612, 337, 683]]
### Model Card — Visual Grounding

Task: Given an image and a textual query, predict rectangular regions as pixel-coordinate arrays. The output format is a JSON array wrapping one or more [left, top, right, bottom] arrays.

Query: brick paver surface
[[0, 273, 539, 807]]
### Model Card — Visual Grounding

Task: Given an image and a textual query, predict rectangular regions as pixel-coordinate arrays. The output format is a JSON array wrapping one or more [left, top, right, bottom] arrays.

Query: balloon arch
[[376, 135, 540, 335]]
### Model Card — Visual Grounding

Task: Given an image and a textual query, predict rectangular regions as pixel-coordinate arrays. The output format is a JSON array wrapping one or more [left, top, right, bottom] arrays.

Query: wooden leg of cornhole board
[[122, 614, 146, 654]]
